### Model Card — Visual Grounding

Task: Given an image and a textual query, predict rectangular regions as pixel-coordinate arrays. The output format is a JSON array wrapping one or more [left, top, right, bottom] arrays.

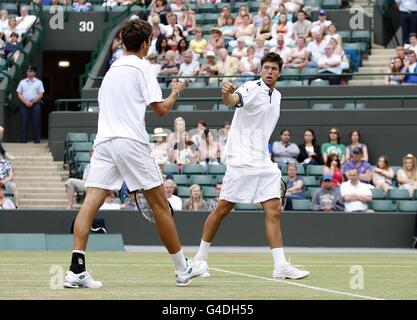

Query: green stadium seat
[[344, 103, 366, 110], [208, 164, 227, 175], [300, 68, 319, 82], [297, 164, 305, 175], [250, 1, 261, 12], [387, 189, 410, 201], [291, 199, 312, 211], [195, 13, 206, 25], [312, 103, 334, 110], [235, 203, 261, 211], [173, 174, 189, 186], [1, 3, 18, 14], [177, 186, 190, 198], [306, 165, 324, 176], [351, 30, 371, 44], [321, 0, 342, 9], [69, 142, 93, 159], [397, 200, 417, 212], [77, 162, 89, 179], [216, 175, 224, 184], [371, 200, 397, 212], [198, 2, 216, 13], [281, 175, 288, 183], [305, 187, 320, 199], [163, 163, 179, 174], [182, 164, 205, 175], [89, 133, 97, 142], [288, 80, 303, 87], [338, 31, 351, 43], [414, 190, 417, 200], [371, 188, 386, 200], [201, 24, 217, 34], [5, 183, 13, 196], [204, 13, 219, 24], [212, 103, 231, 111], [303, 0, 321, 8], [392, 166, 401, 176], [65, 132, 89, 148], [303, 176, 319, 187], [276, 80, 291, 87], [279, 68, 300, 80], [176, 104, 197, 111], [188, 82, 206, 88], [203, 187, 217, 198], [190, 175, 216, 186], [310, 79, 329, 86]]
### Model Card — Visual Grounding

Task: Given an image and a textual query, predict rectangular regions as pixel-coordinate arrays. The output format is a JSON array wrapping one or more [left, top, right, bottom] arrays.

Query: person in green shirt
[[321, 127, 346, 164]]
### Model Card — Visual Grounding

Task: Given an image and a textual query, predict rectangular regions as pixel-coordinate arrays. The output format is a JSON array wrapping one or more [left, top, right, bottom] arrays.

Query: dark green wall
[[0, 210, 415, 247]]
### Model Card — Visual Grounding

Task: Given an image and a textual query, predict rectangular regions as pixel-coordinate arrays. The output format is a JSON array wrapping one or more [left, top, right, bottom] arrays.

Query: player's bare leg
[[64, 187, 108, 289], [144, 185, 207, 286], [73, 187, 108, 250], [194, 200, 235, 277], [262, 197, 310, 280]]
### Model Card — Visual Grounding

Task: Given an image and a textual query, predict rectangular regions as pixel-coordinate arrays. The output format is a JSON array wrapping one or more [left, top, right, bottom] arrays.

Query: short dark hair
[[261, 52, 283, 71], [409, 33, 417, 39], [121, 19, 152, 52]]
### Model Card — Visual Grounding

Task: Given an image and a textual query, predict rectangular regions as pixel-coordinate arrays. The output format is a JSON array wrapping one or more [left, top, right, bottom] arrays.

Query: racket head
[[131, 190, 174, 224], [280, 177, 287, 209]]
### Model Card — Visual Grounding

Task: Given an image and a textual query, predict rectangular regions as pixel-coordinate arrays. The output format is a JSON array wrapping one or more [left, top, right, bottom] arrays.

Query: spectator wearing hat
[[312, 174, 344, 212], [0, 181, 16, 209], [397, 153, 417, 197], [198, 51, 218, 85], [206, 27, 224, 54], [310, 10, 332, 35], [340, 168, 372, 212], [16, 65, 45, 144], [150, 127, 170, 166], [343, 147, 373, 184]]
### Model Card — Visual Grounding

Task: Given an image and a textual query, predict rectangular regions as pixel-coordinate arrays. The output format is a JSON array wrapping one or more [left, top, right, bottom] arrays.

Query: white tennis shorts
[[85, 138, 164, 192], [219, 165, 282, 204]]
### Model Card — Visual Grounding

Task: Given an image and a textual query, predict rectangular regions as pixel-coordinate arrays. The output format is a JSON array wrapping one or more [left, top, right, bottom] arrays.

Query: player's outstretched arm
[[222, 81, 240, 106], [151, 82, 185, 117]]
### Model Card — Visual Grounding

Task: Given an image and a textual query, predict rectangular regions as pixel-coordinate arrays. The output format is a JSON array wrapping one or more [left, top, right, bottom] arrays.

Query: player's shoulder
[[238, 79, 262, 92]]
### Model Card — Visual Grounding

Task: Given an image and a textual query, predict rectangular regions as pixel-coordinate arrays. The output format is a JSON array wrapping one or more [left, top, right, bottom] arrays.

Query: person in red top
[[322, 153, 343, 186]]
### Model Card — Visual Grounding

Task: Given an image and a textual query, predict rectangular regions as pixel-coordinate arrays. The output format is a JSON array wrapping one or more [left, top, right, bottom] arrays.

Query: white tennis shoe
[[63, 271, 103, 289], [273, 262, 310, 280], [175, 259, 208, 286]]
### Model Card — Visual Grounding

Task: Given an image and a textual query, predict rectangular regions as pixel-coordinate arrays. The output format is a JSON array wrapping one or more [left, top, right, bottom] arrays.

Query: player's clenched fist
[[171, 81, 185, 94], [222, 82, 236, 95]]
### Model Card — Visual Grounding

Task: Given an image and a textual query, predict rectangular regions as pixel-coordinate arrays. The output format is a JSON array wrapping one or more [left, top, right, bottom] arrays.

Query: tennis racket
[[131, 190, 175, 224], [280, 177, 287, 209]]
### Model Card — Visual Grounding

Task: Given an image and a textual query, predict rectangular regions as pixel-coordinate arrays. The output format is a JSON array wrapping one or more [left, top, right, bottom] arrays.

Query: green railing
[[55, 94, 417, 111], [0, 2, 45, 111], [78, 0, 147, 94]]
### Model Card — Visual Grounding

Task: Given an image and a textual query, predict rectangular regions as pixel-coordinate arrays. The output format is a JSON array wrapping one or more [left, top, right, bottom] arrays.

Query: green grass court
[[0, 251, 416, 300]]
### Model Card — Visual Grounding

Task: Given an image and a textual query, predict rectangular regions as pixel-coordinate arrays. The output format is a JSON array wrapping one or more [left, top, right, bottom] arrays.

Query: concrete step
[[18, 187, 66, 193], [371, 49, 396, 55], [15, 182, 67, 188], [19, 193, 67, 200], [19, 199, 68, 207], [13, 171, 66, 177], [19, 204, 71, 209], [3, 152, 54, 157], [13, 165, 66, 172], [11, 161, 63, 167], [10, 155, 54, 161], [366, 55, 394, 62], [363, 61, 390, 67]]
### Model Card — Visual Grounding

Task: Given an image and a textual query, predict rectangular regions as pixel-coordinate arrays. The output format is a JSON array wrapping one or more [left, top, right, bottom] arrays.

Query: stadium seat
[[195, 13, 206, 25], [276, 80, 291, 87], [397, 201, 417, 212], [173, 174, 189, 186], [351, 30, 371, 44], [288, 80, 303, 87], [198, 2, 216, 13], [201, 24, 216, 34], [212, 103, 231, 111], [204, 13, 219, 24], [414, 190, 417, 200], [188, 82, 206, 89], [203, 187, 217, 198], [338, 31, 351, 43], [321, 0, 342, 9], [291, 199, 312, 211], [306, 165, 324, 176], [5, 183, 13, 196], [1, 3, 18, 14], [216, 175, 224, 184], [76, 162, 89, 179], [310, 79, 329, 86], [208, 164, 227, 175], [303, 176, 319, 187], [176, 104, 197, 111], [235, 203, 261, 211], [89, 133, 97, 142], [296, 164, 305, 175], [300, 68, 319, 83], [281, 175, 288, 183], [65, 132, 89, 148], [305, 187, 320, 199], [182, 164, 205, 175], [303, 0, 321, 8], [371, 188, 386, 200], [163, 163, 179, 174], [371, 200, 397, 212], [387, 189, 410, 201], [279, 68, 300, 80], [312, 103, 334, 110], [344, 103, 366, 110], [190, 175, 216, 186], [177, 186, 190, 198]]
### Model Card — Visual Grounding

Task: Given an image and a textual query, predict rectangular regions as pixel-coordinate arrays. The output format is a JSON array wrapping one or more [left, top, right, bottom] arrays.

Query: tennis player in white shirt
[[193, 52, 310, 280], [64, 19, 207, 289]]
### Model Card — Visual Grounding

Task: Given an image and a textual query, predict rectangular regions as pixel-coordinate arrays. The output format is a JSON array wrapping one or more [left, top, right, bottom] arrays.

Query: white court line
[[210, 267, 385, 301]]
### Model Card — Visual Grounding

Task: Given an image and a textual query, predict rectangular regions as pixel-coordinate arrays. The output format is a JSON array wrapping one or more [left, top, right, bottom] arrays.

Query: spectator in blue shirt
[[16, 65, 45, 144], [342, 147, 373, 184], [72, 0, 92, 12], [403, 51, 417, 84]]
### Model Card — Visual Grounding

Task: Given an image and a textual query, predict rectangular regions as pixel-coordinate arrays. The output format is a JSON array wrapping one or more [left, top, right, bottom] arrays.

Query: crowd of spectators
[[385, 34, 417, 85], [103, 0, 352, 85]]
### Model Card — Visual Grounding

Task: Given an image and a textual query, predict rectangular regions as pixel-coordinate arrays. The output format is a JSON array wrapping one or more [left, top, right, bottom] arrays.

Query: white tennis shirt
[[223, 78, 281, 168], [95, 55, 163, 146]]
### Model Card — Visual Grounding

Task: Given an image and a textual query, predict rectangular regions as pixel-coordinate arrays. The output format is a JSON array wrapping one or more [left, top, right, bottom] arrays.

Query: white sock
[[271, 247, 286, 268], [170, 250, 187, 272], [195, 239, 211, 261], [72, 250, 85, 255]]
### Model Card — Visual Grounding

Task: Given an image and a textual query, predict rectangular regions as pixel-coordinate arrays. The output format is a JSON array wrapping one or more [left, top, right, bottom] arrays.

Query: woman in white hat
[[150, 127, 171, 165]]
